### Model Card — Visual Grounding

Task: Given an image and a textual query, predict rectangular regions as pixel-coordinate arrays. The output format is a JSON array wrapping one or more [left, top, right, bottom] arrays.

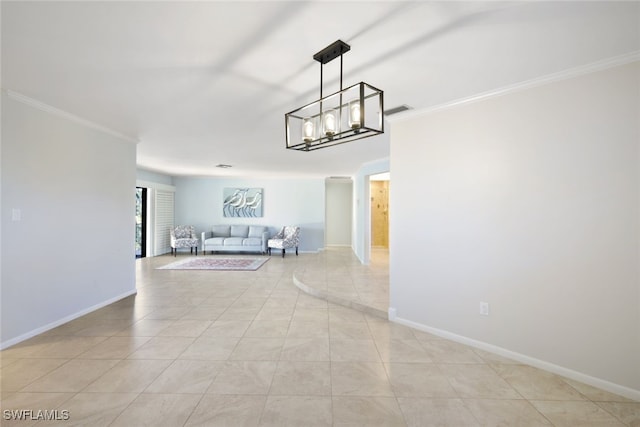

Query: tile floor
[[1, 248, 638, 426]]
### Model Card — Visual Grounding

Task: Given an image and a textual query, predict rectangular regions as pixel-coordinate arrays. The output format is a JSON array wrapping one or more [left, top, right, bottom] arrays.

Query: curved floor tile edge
[[292, 272, 387, 319]]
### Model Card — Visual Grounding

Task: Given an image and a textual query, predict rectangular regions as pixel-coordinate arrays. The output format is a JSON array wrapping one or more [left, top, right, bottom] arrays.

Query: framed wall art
[[223, 188, 263, 217]]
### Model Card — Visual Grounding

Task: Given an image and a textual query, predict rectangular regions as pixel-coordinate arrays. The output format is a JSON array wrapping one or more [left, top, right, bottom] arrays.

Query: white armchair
[[267, 226, 300, 258], [170, 225, 199, 256]]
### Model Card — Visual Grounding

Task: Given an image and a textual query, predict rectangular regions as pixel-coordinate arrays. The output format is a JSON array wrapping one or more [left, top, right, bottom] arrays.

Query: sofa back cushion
[[248, 226, 266, 238], [230, 225, 249, 237], [212, 225, 230, 237]]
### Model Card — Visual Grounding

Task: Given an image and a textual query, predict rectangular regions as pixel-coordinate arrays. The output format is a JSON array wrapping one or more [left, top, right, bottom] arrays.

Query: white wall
[[390, 61, 640, 397], [1, 91, 137, 348], [137, 168, 174, 187], [172, 177, 325, 252], [325, 178, 353, 246]]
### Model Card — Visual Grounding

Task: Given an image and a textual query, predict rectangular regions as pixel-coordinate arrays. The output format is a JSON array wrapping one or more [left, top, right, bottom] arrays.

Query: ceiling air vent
[[216, 164, 233, 169], [384, 105, 412, 116]]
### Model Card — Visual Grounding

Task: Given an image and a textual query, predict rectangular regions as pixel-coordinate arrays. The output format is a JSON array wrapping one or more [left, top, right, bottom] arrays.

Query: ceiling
[[2, 1, 639, 178]]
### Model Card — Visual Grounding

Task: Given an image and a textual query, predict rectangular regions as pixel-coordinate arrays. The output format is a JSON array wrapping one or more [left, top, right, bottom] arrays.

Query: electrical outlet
[[479, 302, 489, 316]]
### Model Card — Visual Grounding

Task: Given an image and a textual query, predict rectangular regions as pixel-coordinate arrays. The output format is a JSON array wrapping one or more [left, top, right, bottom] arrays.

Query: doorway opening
[[370, 172, 390, 250], [136, 187, 147, 258], [370, 173, 390, 249], [367, 172, 390, 314]]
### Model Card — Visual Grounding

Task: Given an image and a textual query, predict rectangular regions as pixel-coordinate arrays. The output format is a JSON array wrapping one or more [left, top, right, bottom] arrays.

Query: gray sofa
[[201, 225, 269, 254]]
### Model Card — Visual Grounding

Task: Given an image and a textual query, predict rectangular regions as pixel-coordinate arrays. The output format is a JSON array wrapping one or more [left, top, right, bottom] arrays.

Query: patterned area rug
[[158, 257, 269, 271]]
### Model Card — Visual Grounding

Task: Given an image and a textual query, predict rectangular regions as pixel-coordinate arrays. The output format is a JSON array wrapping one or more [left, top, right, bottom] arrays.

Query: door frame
[[136, 187, 147, 258]]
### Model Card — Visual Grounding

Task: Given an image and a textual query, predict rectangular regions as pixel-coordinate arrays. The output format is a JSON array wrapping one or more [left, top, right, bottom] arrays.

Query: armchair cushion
[[173, 225, 194, 239]]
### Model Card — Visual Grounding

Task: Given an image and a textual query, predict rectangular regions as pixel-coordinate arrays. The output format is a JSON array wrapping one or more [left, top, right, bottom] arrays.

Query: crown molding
[[3, 89, 139, 144], [390, 51, 640, 123]]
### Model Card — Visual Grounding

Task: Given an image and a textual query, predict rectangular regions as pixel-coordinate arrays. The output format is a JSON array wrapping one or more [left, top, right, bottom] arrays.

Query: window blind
[[154, 189, 174, 255]]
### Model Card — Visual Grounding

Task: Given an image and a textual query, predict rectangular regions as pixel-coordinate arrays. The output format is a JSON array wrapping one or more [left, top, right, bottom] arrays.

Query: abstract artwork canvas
[[223, 188, 263, 217]]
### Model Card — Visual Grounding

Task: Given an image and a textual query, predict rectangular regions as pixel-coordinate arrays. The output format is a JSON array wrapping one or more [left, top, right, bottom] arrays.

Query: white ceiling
[[3, 1, 639, 178]]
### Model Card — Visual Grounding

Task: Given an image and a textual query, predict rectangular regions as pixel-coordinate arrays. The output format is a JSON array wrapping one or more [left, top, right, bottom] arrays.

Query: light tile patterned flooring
[[1, 247, 638, 426]]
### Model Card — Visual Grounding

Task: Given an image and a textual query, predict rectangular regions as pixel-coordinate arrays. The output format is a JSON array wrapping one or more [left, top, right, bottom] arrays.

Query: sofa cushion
[[243, 237, 262, 246], [248, 226, 266, 238], [230, 225, 249, 237], [204, 237, 226, 246], [212, 225, 230, 237], [224, 237, 244, 246]]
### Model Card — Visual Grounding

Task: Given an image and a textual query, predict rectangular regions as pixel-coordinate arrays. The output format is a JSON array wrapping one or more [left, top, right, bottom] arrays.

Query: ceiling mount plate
[[313, 40, 351, 64]]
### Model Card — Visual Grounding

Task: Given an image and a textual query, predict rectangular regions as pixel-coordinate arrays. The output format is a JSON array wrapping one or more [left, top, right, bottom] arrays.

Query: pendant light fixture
[[285, 40, 384, 151]]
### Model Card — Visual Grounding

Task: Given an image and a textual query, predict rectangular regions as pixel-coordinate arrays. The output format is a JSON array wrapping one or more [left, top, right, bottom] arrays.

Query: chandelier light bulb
[[349, 100, 361, 129], [302, 118, 315, 142], [323, 109, 337, 137]]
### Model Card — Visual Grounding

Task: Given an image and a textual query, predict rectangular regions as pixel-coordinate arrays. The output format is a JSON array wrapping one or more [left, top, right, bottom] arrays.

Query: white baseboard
[[0, 289, 137, 350], [392, 315, 640, 402]]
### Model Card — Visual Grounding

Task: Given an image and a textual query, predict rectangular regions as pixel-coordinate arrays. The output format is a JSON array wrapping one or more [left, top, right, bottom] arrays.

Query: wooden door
[[370, 180, 389, 248]]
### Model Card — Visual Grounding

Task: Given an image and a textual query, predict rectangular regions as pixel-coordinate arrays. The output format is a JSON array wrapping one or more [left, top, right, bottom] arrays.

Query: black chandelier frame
[[285, 40, 384, 151]]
